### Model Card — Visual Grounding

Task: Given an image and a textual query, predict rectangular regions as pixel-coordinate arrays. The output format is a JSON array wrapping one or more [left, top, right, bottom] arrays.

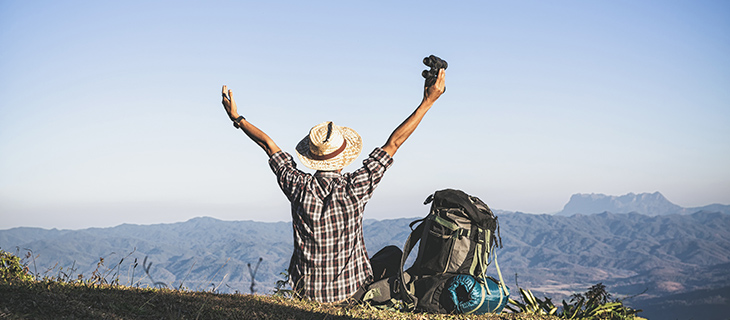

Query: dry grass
[[0, 279, 560, 320]]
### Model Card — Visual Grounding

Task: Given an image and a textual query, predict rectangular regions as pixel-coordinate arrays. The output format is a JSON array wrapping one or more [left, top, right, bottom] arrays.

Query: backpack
[[363, 189, 509, 314]]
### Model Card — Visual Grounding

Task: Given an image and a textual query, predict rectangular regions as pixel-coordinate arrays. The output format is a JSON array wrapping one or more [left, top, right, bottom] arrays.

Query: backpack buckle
[[458, 228, 469, 239], [477, 229, 486, 244]]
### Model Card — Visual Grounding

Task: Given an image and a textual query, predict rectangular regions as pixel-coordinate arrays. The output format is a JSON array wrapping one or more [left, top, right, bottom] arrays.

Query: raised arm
[[382, 68, 445, 157], [221, 85, 281, 157]]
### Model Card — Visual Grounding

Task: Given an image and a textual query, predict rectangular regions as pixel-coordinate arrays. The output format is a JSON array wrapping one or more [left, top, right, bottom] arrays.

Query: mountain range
[[1, 192, 729, 319], [556, 191, 730, 216]]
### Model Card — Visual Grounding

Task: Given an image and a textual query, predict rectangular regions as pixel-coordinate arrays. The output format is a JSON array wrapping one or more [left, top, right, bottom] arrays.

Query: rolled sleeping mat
[[443, 274, 510, 315]]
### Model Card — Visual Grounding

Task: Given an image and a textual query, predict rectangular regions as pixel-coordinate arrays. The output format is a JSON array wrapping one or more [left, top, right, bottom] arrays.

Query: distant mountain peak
[[557, 192, 684, 216]]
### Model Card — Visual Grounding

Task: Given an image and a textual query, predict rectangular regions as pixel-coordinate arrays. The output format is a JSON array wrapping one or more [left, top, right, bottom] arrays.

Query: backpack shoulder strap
[[397, 218, 425, 308]]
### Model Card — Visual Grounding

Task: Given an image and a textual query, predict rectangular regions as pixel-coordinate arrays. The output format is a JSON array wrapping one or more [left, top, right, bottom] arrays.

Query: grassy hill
[[0, 279, 562, 320], [1, 248, 648, 320]]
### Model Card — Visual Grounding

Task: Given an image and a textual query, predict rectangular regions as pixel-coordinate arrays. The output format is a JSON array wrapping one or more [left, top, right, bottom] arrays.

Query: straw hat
[[295, 121, 362, 171]]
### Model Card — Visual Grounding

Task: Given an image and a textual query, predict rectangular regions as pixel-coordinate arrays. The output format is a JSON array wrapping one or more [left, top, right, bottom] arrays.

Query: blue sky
[[1, 0, 728, 230]]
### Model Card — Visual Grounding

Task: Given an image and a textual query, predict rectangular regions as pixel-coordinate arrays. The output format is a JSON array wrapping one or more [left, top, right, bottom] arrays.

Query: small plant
[[140, 256, 169, 289], [506, 287, 558, 315], [0, 249, 34, 282], [199, 258, 230, 293], [273, 270, 295, 298], [248, 257, 263, 294], [506, 283, 643, 320], [561, 283, 643, 320]]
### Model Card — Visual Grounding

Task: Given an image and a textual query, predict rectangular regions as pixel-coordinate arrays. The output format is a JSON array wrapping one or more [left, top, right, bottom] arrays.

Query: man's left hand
[[221, 85, 240, 120], [424, 68, 446, 103]]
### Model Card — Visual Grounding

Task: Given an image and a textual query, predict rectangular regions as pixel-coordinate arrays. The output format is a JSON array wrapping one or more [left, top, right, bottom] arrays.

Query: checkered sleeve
[[347, 147, 394, 202], [269, 151, 308, 203]]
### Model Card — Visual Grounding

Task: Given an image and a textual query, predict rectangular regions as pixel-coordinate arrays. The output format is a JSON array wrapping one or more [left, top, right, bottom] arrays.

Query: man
[[220, 68, 445, 303]]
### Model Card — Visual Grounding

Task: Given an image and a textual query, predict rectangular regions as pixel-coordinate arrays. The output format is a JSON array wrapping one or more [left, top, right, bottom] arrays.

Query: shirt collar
[[314, 170, 342, 178]]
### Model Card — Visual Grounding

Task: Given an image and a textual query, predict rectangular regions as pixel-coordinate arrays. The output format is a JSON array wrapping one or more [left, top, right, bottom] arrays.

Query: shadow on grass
[[0, 280, 372, 320]]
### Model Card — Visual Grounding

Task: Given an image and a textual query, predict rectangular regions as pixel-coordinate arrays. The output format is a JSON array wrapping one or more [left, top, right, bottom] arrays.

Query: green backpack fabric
[[412, 189, 501, 276], [363, 189, 508, 314]]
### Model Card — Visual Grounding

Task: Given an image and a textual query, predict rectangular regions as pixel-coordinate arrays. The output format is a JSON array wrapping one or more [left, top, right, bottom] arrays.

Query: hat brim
[[295, 125, 362, 171]]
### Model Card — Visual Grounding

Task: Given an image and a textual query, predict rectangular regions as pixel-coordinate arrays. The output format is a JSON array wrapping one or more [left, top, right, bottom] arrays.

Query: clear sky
[[1, 0, 728, 230]]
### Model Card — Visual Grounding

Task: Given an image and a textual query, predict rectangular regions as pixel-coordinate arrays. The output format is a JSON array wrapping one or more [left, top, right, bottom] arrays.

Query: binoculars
[[421, 55, 448, 89]]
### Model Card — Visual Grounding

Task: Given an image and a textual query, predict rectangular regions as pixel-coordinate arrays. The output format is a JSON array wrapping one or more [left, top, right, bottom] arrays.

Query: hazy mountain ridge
[[0, 218, 295, 293], [556, 192, 730, 216], [498, 211, 730, 288], [3, 212, 729, 289]]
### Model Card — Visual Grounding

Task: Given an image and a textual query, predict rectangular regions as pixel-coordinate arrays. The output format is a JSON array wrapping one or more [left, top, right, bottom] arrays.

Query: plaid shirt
[[269, 147, 393, 302]]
